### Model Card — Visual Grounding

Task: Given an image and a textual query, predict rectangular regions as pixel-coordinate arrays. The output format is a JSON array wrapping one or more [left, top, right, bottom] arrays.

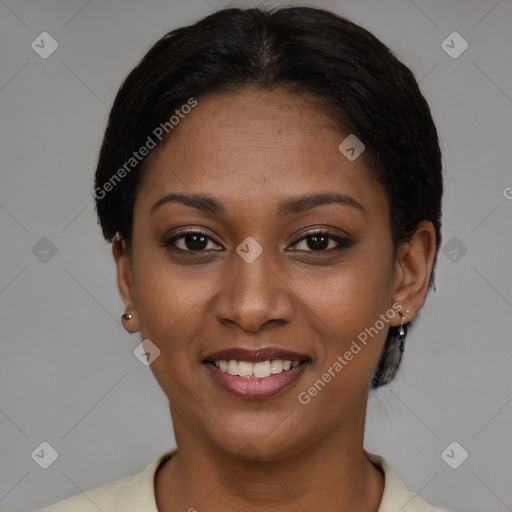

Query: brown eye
[[290, 230, 353, 252], [163, 230, 222, 252]]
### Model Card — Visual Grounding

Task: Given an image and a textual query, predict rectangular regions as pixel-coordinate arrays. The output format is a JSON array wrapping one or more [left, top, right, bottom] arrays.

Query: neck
[[155, 401, 384, 512]]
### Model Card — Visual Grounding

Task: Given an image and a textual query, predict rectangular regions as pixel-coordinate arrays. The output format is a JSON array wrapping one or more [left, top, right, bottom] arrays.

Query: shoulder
[[365, 451, 454, 512], [37, 473, 138, 512], [36, 450, 176, 512]]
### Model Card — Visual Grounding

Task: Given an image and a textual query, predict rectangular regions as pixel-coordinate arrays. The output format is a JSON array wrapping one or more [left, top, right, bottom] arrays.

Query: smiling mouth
[[202, 347, 311, 398], [203, 359, 307, 378]]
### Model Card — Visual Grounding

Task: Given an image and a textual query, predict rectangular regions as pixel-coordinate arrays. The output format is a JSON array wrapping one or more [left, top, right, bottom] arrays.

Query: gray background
[[1, 0, 511, 511]]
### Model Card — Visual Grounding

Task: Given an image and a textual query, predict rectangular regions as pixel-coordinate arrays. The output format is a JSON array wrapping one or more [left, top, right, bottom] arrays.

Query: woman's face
[[114, 88, 429, 459]]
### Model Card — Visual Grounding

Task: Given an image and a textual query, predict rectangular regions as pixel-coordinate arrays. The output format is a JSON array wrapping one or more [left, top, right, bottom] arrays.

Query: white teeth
[[227, 360, 238, 376], [213, 359, 302, 378], [270, 360, 283, 374], [237, 361, 253, 377], [253, 361, 271, 378]]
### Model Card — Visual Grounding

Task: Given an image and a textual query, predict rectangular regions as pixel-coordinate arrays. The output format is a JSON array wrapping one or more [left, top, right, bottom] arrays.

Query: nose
[[214, 246, 294, 332]]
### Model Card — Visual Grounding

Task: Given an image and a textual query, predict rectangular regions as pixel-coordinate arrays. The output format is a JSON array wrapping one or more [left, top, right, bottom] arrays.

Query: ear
[[391, 221, 437, 326], [112, 231, 140, 333]]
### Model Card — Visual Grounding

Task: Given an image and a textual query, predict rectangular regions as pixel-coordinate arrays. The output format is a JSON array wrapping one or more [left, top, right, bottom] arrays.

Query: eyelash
[[162, 229, 353, 254]]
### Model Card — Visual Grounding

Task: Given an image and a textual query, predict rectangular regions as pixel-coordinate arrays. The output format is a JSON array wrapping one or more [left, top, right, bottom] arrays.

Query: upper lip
[[203, 347, 310, 363]]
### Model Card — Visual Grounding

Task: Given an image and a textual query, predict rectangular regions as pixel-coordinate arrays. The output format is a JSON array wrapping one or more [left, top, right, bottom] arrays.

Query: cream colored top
[[38, 450, 452, 511]]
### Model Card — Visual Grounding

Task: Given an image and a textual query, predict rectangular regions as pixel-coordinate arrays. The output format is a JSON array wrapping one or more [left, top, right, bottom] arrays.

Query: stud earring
[[398, 314, 407, 353], [121, 313, 134, 333]]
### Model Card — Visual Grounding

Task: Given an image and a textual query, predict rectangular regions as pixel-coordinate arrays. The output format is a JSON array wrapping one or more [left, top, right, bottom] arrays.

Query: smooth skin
[[112, 88, 436, 512]]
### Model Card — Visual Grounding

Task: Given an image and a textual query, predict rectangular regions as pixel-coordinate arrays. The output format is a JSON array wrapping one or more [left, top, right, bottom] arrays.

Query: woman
[[40, 5, 450, 511]]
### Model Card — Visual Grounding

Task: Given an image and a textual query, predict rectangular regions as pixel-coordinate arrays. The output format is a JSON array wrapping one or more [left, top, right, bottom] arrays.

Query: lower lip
[[204, 361, 309, 399]]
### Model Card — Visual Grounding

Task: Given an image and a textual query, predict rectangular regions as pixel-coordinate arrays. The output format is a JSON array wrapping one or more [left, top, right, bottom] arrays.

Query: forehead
[[136, 88, 386, 219]]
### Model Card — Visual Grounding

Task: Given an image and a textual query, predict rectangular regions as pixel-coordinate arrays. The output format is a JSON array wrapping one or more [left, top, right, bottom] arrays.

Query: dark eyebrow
[[151, 193, 225, 216], [150, 191, 365, 216], [277, 192, 365, 216]]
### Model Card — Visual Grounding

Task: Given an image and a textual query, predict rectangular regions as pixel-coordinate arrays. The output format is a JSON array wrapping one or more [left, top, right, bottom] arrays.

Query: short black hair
[[94, 6, 443, 389]]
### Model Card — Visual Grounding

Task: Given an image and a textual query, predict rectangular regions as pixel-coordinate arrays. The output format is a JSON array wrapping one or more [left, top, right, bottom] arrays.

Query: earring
[[122, 313, 134, 333], [398, 314, 407, 353]]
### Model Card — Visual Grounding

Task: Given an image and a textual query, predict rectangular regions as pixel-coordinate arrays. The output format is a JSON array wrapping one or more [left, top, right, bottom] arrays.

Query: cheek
[[293, 247, 395, 389], [300, 249, 393, 333], [130, 247, 205, 332], [129, 248, 229, 394], [130, 260, 203, 398]]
